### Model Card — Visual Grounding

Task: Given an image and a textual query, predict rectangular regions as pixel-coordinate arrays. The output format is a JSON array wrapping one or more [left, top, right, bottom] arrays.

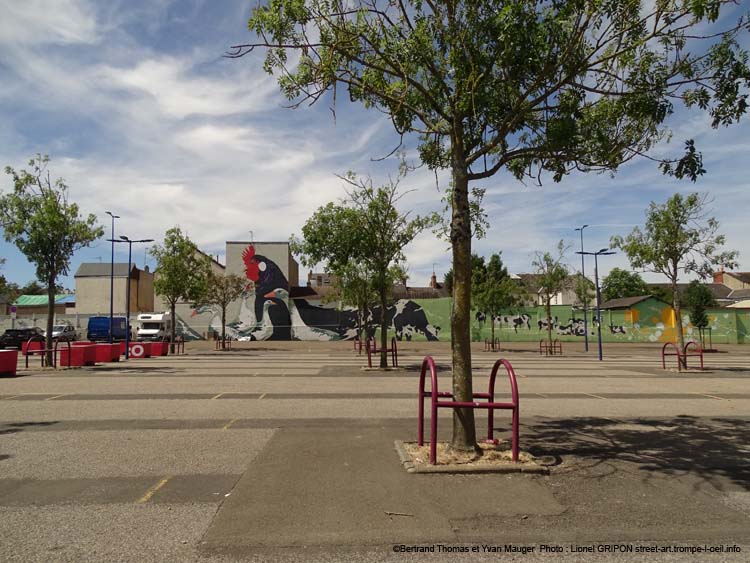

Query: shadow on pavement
[[524, 415, 750, 491]]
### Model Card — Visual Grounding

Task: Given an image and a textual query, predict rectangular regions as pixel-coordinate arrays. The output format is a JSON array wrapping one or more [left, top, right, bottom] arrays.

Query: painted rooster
[[242, 244, 291, 340]]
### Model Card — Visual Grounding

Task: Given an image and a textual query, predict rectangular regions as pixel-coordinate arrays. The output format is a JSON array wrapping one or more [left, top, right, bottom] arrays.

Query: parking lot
[[1, 341, 749, 562]]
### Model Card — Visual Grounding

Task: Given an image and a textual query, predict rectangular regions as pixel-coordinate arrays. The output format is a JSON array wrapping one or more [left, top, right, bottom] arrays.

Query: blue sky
[[1, 0, 748, 290]]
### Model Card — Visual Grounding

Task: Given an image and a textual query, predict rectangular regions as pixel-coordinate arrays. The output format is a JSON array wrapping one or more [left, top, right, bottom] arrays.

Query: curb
[[394, 440, 550, 475]]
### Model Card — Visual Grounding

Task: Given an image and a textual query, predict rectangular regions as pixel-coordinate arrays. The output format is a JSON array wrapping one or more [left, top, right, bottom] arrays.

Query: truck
[[136, 312, 172, 341], [87, 316, 129, 342]]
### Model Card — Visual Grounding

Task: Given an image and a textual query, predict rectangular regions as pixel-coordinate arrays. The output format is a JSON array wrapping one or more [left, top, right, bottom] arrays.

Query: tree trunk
[[450, 162, 477, 452], [170, 301, 176, 354], [45, 278, 55, 366], [221, 305, 226, 350], [490, 313, 496, 349], [379, 286, 387, 368], [546, 298, 553, 347], [673, 282, 685, 370]]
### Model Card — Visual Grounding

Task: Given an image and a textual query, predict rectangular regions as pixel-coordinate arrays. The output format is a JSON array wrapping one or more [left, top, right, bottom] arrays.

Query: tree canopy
[[151, 226, 212, 351], [0, 155, 102, 362], [201, 272, 246, 349], [473, 252, 523, 343], [532, 241, 570, 345], [235, 0, 750, 450], [292, 174, 437, 366], [683, 279, 717, 333], [611, 192, 736, 359], [601, 268, 650, 302]]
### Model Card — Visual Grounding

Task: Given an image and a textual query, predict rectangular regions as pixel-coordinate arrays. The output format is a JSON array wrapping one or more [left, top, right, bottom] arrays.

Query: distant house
[[13, 294, 76, 316], [515, 273, 586, 306], [647, 282, 734, 306], [74, 263, 154, 315]]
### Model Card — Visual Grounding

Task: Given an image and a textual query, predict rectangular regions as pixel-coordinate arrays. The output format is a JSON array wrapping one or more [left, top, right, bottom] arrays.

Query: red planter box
[[128, 341, 151, 358], [60, 345, 96, 367], [95, 343, 120, 363], [0, 349, 18, 376], [150, 342, 168, 356], [21, 340, 44, 355]]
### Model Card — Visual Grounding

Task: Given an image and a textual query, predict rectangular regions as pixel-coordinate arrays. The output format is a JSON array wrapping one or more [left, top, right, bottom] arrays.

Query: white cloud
[[0, 0, 100, 46]]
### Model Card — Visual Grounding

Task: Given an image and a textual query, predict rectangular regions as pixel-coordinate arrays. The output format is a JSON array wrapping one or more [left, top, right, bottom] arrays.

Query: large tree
[[293, 174, 437, 367], [0, 155, 102, 364], [531, 241, 570, 347], [233, 1, 750, 451], [611, 193, 736, 365], [601, 268, 649, 302], [151, 227, 212, 352]]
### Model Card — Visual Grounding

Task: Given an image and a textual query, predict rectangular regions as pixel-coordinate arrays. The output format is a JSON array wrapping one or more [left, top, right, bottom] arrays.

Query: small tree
[[574, 272, 595, 309], [0, 155, 102, 364], [293, 174, 437, 366], [532, 241, 570, 347], [151, 227, 212, 352], [201, 272, 246, 349], [474, 253, 523, 344], [601, 268, 650, 302], [291, 203, 373, 339], [611, 193, 737, 365], [683, 280, 717, 346]]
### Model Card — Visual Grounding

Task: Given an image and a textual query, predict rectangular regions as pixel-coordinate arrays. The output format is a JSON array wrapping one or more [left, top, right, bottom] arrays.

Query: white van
[[136, 312, 172, 341]]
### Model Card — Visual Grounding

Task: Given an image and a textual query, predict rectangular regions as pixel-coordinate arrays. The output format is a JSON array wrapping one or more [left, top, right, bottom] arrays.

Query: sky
[[0, 0, 748, 291]]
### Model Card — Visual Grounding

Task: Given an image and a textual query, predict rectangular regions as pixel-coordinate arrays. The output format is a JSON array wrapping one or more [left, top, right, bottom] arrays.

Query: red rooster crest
[[242, 244, 259, 285]]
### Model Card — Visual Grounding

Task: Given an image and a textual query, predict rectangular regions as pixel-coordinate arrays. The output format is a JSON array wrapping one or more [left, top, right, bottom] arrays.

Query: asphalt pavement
[[1, 341, 749, 562]]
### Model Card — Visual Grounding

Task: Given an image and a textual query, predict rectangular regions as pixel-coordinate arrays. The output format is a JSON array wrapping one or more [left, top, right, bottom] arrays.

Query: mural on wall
[[188, 244, 442, 341], [172, 247, 749, 344]]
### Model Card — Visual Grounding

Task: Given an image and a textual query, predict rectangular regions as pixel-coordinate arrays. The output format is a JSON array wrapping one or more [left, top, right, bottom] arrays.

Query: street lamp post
[[574, 224, 589, 352], [113, 236, 154, 359], [105, 211, 120, 343], [576, 248, 615, 361]]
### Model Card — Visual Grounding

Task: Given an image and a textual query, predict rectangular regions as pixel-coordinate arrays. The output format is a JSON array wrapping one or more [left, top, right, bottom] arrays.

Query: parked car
[[87, 316, 129, 342], [0, 327, 45, 349], [43, 324, 78, 342]]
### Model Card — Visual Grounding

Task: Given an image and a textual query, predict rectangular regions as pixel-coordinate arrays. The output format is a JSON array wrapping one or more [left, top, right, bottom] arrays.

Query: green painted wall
[[409, 298, 748, 344]]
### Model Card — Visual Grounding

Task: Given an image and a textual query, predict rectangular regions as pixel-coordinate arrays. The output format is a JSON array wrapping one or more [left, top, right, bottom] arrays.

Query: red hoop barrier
[[22, 338, 45, 355], [418, 356, 520, 465], [365, 336, 398, 368], [683, 341, 704, 370], [539, 339, 562, 356], [24, 336, 48, 368], [172, 337, 185, 355], [0, 349, 19, 376], [663, 341, 704, 370], [661, 342, 682, 370], [52, 340, 71, 368], [352, 336, 364, 355]]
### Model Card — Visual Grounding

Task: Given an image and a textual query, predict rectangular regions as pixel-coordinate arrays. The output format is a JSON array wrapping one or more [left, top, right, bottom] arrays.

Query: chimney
[[430, 272, 438, 289], [713, 266, 724, 285]]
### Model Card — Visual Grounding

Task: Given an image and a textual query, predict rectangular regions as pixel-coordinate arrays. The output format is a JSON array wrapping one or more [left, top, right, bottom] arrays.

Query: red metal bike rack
[[53, 340, 72, 368], [683, 341, 704, 370], [663, 341, 704, 370], [24, 336, 51, 368], [365, 336, 398, 368], [418, 356, 520, 465], [484, 337, 500, 352], [539, 339, 562, 356]]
